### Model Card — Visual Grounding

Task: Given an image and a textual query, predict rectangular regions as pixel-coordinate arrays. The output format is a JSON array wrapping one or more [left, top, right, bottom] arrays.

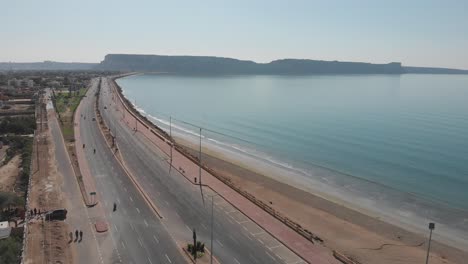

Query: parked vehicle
[[45, 209, 67, 221]]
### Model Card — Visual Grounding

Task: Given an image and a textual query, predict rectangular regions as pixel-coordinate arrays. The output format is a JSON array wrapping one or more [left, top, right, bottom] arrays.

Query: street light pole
[[425, 222, 435, 264], [210, 195, 214, 264], [199, 127, 202, 185]]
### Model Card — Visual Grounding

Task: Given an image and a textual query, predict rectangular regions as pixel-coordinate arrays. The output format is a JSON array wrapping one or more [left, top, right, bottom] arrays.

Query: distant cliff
[[97, 54, 404, 74], [3, 55, 468, 74]]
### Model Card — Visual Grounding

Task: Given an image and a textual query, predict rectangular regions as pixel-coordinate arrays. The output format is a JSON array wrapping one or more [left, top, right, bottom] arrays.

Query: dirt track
[[24, 97, 73, 264]]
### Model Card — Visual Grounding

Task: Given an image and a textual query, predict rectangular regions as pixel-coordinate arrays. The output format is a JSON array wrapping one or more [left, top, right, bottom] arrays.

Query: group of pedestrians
[[29, 208, 41, 219], [70, 229, 84, 243]]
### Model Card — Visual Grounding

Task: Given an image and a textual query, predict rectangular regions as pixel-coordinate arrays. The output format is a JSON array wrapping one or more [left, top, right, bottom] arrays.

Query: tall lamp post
[[207, 194, 218, 264], [425, 222, 435, 264]]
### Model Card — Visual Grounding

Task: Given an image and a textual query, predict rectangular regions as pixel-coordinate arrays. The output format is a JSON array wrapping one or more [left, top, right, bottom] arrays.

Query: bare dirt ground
[[0, 154, 21, 192], [24, 102, 73, 264]]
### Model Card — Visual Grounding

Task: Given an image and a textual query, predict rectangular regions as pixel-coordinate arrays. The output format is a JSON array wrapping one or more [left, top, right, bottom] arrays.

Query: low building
[[0, 221, 12, 240], [26, 79, 34, 88]]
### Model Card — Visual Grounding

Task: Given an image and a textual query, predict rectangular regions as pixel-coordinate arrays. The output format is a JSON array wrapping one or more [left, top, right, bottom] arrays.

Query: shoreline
[[175, 134, 467, 264], [113, 74, 468, 264]]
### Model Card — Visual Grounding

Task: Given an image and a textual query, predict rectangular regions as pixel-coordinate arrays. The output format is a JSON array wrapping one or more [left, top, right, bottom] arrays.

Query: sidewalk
[[74, 88, 98, 206], [108, 78, 339, 264]]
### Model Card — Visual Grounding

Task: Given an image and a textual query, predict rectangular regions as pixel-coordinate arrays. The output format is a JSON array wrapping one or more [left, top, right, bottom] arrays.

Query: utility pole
[[169, 116, 173, 165], [210, 195, 214, 264], [193, 228, 197, 261], [134, 99, 137, 131], [426, 222, 435, 264], [199, 128, 202, 184]]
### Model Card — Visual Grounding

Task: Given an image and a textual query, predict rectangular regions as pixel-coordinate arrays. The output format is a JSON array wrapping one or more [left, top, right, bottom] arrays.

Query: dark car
[[45, 209, 67, 221]]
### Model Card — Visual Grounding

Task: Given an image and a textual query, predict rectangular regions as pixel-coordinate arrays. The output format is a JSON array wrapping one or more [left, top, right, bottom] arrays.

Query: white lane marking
[[165, 254, 172, 263], [136, 208, 140, 214], [153, 235, 159, 244], [228, 234, 239, 245], [121, 241, 126, 249], [130, 196, 133, 202], [164, 200, 169, 206], [124, 187, 128, 192], [130, 222, 135, 231], [138, 238, 143, 246], [269, 244, 282, 250], [234, 258, 240, 264], [185, 225, 191, 232], [249, 254, 259, 263], [148, 257, 153, 264], [114, 225, 118, 232], [144, 219, 148, 227], [201, 223, 207, 230], [266, 251, 275, 261], [216, 239, 224, 247], [237, 220, 249, 224]]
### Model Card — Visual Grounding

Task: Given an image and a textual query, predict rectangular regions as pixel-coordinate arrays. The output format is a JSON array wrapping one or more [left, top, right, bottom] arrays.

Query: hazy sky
[[2, 0, 468, 69]]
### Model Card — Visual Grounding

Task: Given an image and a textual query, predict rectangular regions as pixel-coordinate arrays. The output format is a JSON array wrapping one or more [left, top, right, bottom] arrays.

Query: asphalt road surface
[[76, 80, 186, 264]]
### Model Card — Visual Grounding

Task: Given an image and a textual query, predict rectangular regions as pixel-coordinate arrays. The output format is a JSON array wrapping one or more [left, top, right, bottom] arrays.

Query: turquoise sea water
[[117, 74, 468, 244]]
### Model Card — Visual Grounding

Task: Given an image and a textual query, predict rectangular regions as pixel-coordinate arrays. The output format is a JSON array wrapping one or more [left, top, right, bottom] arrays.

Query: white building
[[26, 79, 34, 88], [0, 221, 11, 240]]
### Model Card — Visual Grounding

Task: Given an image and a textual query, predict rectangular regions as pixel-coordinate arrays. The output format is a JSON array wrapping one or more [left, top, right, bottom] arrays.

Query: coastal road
[[76, 79, 186, 264], [96, 77, 307, 264]]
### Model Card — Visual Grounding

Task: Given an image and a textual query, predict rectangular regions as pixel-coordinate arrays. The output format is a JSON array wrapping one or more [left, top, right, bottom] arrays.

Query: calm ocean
[[117, 73, 468, 246]]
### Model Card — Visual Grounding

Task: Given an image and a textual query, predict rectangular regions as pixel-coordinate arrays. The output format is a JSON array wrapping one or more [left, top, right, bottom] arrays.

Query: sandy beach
[[178, 138, 467, 264]]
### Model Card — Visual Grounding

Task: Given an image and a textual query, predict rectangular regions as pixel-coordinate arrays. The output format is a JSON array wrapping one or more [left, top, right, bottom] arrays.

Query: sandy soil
[[182, 145, 467, 264], [0, 154, 21, 192]]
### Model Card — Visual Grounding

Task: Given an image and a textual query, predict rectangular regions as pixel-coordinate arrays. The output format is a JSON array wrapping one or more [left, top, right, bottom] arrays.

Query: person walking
[[80, 230, 83, 241], [75, 230, 79, 242]]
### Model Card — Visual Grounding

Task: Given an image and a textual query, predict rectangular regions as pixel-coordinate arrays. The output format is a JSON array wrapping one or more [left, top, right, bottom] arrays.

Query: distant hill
[[0, 61, 97, 71], [403, 66, 468, 74], [2, 55, 468, 74], [97, 54, 404, 74]]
